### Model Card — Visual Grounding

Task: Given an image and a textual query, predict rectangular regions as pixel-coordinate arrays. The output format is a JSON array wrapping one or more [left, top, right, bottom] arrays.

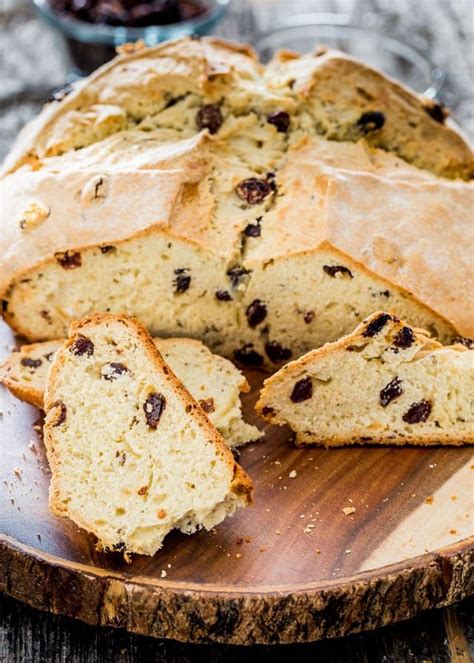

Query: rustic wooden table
[[0, 0, 473, 660]]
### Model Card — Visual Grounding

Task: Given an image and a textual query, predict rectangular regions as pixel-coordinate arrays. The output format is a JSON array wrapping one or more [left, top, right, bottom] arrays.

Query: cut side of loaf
[[0, 336, 261, 448], [257, 312, 474, 447], [43, 313, 253, 556]]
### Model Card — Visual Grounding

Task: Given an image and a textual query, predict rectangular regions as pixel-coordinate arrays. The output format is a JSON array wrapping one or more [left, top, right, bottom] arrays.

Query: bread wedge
[[257, 313, 473, 447], [43, 313, 252, 556], [0, 335, 260, 448]]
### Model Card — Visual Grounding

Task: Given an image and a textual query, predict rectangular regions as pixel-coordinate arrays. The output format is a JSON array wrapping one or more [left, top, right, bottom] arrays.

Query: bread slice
[[257, 313, 473, 447], [43, 313, 253, 556], [0, 336, 260, 448]]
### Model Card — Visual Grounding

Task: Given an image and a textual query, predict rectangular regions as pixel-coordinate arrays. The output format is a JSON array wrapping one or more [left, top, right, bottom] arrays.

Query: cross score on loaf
[[1, 37, 473, 367]]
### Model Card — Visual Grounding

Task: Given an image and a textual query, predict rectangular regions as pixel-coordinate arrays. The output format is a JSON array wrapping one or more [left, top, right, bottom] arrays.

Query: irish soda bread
[[1, 38, 473, 367], [257, 313, 474, 447], [0, 336, 260, 447], [43, 313, 253, 556]]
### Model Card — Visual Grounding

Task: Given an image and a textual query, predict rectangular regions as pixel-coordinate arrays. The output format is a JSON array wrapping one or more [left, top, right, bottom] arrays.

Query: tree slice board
[[0, 322, 473, 645]]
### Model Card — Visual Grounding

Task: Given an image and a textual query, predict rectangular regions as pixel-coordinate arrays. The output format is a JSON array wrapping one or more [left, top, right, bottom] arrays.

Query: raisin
[[233, 344, 264, 367], [199, 398, 215, 413], [267, 110, 290, 133], [51, 401, 67, 427], [262, 405, 275, 417], [304, 311, 315, 324], [244, 217, 262, 237], [323, 265, 353, 278], [265, 341, 292, 363], [21, 357, 42, 369], [246, 299, 267, 327], [402, 400, 432, 424], [393, 326, 415, 348], [290, 377, 313, 403], [362, 313, 392, 338], [102, 362, 129, 380], [44, 352, 55, 362], [379, 377, 403, 407], [236, 178, 272, 205], [1, 300, 7, 312], [143, 392, 166, 429], [357, 111, 385, 133], [215, 290, 232, 301], [173, 268, 191, 293], [70, 335, 94, 357], [453, 336, 473, 349], [227, 266, 250, 288], [100, 245, 116, 254], [424, 101, 448, 124], [55, 251, 82, 269], [196, 104, 223, 134], [112, 541, 126, 552]]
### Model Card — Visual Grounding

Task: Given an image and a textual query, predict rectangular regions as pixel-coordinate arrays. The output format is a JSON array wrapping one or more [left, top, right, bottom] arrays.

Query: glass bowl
[[32, 0, 230, 75], [254, 14, 445, 99]]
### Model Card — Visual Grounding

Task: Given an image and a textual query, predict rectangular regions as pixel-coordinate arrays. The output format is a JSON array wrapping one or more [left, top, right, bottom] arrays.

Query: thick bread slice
[[257, 312, 474, 447], [0, 336, 260, 448], [43, 313, 253, 556]]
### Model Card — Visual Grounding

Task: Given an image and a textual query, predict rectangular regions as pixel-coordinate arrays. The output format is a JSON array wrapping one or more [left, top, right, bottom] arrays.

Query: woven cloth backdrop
[[0, 0, 473, 162]]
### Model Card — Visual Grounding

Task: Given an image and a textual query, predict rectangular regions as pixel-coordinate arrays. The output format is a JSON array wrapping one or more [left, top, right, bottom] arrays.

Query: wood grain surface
[[1, 321, 473, 644]]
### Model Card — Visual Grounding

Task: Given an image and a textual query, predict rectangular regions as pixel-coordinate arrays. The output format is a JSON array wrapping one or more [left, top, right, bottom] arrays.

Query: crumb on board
[[259, 545, 266, 553], [425, 496, 434, 505], [160, 570, 167, 578], [235, 553, 242, 559], [450, 528, 457, 535], [13, 468, 22, 480], [342, 506, 356, 516], [289, 470, 297, 478]]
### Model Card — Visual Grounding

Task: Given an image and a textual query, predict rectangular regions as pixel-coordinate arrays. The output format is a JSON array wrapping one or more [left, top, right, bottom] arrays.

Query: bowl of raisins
[[32, 0, 229, 74]]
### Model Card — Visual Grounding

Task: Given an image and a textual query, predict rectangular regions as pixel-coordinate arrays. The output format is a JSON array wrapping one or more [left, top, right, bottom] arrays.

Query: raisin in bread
[[257, 313, 474, 447], [1, 38, 473, 366], [0, 335, 260, 448], [44, 313, 253, 556]]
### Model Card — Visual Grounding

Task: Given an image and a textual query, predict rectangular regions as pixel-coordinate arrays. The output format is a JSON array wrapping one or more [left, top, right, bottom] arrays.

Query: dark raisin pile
[[362, 313, 392, 338], [233, 344, 264, 367], [173, 268, 191, 293], [323, 265, 353, 278], [246, 299, 267, 327], [265, 341, 292, 363], [267, 111, 290, 133], [49, 0, 209, 27], [290, 376, 313, 403], [357, 111, 385, 133], [236, 178, 272, 205], [102, 362, 129, 380], [70, 335, 95, 357], [21, 357, 42, 369], [196, 104, 223, 134], [379, 377, 403, 407], [143, 392, 166, 428], [393, 326, 415, 348], [402, 400, 432, 424]]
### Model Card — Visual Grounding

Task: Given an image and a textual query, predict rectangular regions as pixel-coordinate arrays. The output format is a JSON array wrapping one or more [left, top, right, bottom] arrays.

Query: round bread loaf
[[1, 37, 473, 366]]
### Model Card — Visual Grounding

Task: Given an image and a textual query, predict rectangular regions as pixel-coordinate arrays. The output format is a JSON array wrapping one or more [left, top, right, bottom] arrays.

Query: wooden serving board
[[0, 323, 473, 645]]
